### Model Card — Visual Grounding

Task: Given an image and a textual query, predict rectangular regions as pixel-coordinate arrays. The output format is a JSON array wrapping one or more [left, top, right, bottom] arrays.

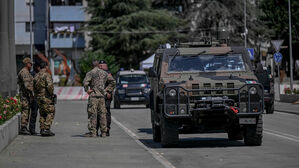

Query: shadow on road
[[113, 107, 148, 110], [138, 128, 152, 134], [71, 134, 89, 138], [139, 137, 245, 149]]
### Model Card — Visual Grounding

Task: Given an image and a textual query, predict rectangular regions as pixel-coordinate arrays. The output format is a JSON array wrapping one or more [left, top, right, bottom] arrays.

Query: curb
[[0, 113, 20, 152]]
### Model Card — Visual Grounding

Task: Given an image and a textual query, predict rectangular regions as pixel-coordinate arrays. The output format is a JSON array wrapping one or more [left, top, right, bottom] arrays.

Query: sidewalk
[[274, 101, 299, 115], [0, 101, 163, 168]]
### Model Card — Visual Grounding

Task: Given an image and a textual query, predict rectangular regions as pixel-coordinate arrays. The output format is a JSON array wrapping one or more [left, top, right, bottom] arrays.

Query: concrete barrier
[[54, 87, 89, 100], [0, 113, 20, 152]]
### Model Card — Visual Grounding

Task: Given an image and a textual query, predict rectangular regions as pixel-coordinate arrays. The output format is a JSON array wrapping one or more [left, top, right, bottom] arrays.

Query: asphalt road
[[1, 101, 299, 168]]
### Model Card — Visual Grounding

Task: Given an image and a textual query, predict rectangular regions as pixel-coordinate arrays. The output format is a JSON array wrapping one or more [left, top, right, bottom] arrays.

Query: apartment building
[[14, 0, 89, 84]]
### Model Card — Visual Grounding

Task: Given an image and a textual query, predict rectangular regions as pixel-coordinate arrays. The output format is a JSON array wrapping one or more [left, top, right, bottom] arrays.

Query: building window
[[25, 22, 35, 32], [51, 0, 82, 6]]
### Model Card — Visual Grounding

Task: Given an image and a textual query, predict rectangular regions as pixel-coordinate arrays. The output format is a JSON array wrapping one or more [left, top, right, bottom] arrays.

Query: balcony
[[50, 6, 85, 22], [50, 33, 85, 48]]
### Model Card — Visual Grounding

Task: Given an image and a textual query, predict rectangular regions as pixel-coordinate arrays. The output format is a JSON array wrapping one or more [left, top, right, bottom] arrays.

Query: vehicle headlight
[[118, 89, 125, 94], [143, 88, 151, 94], [249, 87, 257, 95], [168, 89, 177, 97]]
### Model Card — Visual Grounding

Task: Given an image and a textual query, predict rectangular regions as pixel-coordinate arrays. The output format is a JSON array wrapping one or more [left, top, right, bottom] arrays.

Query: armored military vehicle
[[148, 45, 264, 147]]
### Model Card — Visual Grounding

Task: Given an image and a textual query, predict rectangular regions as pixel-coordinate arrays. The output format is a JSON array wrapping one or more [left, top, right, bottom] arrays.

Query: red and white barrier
[[54, 87, 89, 100]]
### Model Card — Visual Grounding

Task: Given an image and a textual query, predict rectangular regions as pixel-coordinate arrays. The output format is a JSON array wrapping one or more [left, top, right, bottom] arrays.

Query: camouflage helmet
[[23, 57, 32, 64]]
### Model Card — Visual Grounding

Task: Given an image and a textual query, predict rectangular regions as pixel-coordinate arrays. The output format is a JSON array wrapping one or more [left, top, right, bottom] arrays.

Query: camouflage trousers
[[20, 95, 31, 128], [87, 97, 107, 135], [37, 98, 55, 130]]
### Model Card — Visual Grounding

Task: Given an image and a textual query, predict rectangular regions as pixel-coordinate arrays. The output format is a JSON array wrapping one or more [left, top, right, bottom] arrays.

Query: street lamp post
[[288, 0, 294, 92], [244, 0, 247, 48]]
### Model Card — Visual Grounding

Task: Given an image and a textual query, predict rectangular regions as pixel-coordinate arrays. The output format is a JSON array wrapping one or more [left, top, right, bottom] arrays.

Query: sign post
[[247, 48, 254, 60], [271, 40, 284, 101]]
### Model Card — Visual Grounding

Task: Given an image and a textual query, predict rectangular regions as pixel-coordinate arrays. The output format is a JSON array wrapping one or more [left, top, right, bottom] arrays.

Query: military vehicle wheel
[[152, 123, 161, 142], [228, 125, 243, 141], [266, 103, 274, 114], [114, 100, 120, 109], [160, 116, 179, 148], [244, 115, 263, 146]]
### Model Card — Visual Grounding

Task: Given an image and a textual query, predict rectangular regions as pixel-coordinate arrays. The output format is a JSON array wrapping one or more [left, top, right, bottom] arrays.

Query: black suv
[[114, 70, 151, 108]]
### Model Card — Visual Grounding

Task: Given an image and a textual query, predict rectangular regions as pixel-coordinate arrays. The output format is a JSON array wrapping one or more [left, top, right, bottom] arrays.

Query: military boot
[[47, 130, 55, 136], [29, 129, 37, 135], [40, 129, 45, 135], [82, 132, 96, 137], [19, 127, 30, 135], [41, 129, 55, 137], [100, 133, 107, 138]]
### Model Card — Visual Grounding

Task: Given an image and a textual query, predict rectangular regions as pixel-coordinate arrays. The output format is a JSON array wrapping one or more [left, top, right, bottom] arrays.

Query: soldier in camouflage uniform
[[83, 60, 116, 137], [33, 62, 56, 136], [99, 60, 114, 136], [29, 63, 41, 135], [18, 57, 34, 135]]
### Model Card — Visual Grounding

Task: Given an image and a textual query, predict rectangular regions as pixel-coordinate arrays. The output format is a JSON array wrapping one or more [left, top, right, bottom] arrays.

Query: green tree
[[153, 0, 270, 47], [86, 0, 181, 69], [259, 0, 299, 71], [260, 0, 299, 43], [79, 50, 119, 81]]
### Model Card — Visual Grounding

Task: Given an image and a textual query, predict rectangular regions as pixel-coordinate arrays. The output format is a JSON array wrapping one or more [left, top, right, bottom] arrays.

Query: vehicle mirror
[[148, 67, 157, 77]]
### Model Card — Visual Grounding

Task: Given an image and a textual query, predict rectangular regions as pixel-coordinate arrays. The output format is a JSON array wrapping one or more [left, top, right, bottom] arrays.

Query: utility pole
[[288, 0, 294, 92], [244, 0, 247, 48], [29, 0, 33, 69]]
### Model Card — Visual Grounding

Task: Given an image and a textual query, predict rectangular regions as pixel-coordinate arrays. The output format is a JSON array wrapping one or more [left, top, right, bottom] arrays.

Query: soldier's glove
[[53, 94, 57, 104]]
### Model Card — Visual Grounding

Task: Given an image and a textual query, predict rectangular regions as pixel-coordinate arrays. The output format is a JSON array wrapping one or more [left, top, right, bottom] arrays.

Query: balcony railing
[[50, 33, 85, 48]]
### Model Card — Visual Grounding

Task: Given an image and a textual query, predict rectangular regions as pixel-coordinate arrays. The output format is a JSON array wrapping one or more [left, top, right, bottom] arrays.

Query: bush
[[284, 88, 299, 95], [0, 96, 21, 125]]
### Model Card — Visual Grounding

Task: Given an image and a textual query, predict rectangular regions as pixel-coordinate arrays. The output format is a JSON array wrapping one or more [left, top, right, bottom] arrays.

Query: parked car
[[114, 69, 151, 108]]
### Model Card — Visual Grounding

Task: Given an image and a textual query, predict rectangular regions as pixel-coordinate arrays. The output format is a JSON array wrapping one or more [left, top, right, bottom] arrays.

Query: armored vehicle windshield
[[168, 54, 246, 72], [119, 74, 148, 84]]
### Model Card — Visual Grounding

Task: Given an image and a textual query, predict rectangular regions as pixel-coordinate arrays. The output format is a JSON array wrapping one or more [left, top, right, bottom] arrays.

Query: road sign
[[271, 40, 284, 52], [247, 48, 254, 60], [274, 52, 283, 63]]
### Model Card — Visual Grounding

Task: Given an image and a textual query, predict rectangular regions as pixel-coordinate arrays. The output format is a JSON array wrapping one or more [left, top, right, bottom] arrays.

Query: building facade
[[14, 0, 89, 85]]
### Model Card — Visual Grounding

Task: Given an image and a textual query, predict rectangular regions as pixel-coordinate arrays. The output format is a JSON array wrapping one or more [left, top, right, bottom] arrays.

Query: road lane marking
[[275, 111, 298, 116], [112, 116, 176, 168], [264, 129, 299, 143], [264, 129, 299, 139]]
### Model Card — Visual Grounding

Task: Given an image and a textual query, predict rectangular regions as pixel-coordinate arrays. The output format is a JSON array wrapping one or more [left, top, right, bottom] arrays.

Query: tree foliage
[[260, 0, 299, 43], [79, 50, 119, 81], [153, 0, 270, 46], [86, 0, 181, 69]]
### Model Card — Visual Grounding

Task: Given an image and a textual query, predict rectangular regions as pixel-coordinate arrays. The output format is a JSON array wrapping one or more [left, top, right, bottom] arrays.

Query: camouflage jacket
[[33, 68, 54, 99], [83, 67, 116, 98], [17, 67, 33, 98]]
